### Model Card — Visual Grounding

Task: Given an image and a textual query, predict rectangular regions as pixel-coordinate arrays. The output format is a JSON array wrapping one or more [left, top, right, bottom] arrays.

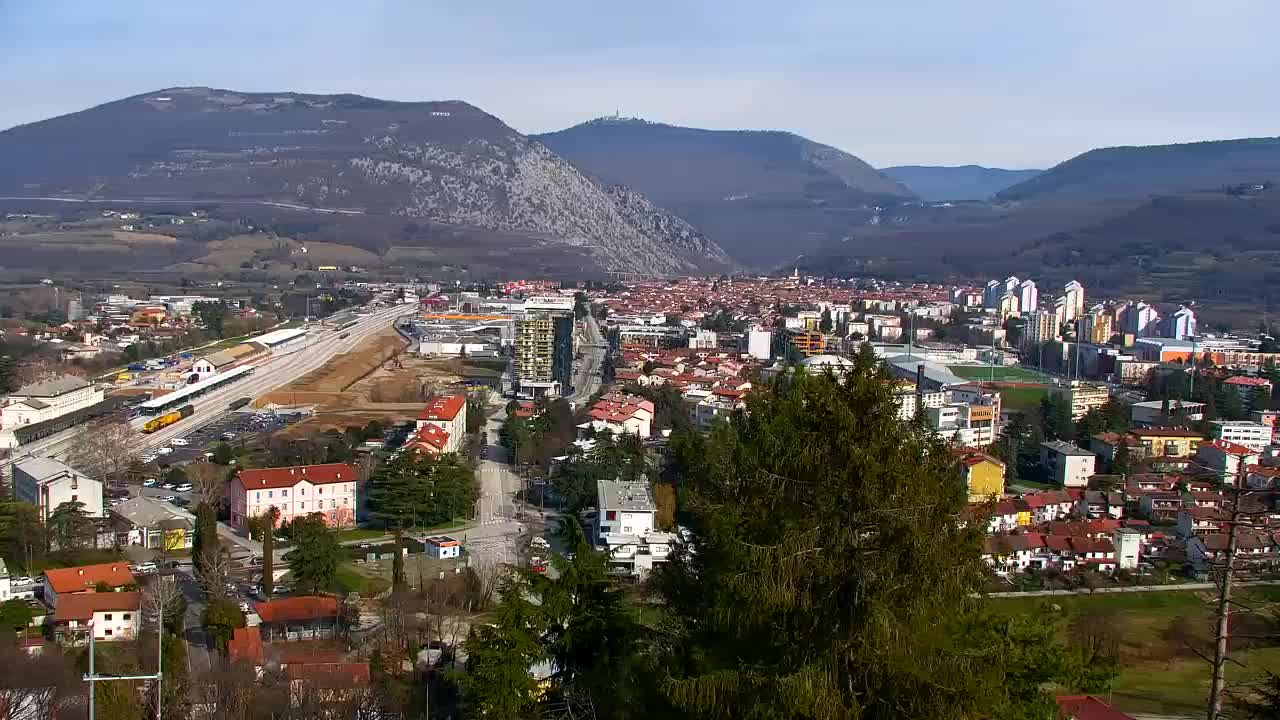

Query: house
[[1128, 427, 1204, 458], [1224, 375, 1273, 406], [1076, 491, 1124, 519], [52, 591, 141, 643], [1188, 532, 1280, 572], [406, 424, 453, 456], [581, 393, 655, 438], [1040, 441, 1096, 488], [1177, 506, 1230, 537], [595, 479, 675, 578], [42, 562, 136, 609], [1089, 432, 1144, 466], [1138, 491, 1183, 522], [985, 497, 1031, 533], [230, 463, 358, 532], [254, 596, 339, 642], [227, 625, 265, 667], [1021, 491, 1076, 523], [425, 536, 460, 560], [1056, 694, 1137, 720], [12, 456, 103, 522], [416, 394, 468, 453], [105, 496, 194, 550], [954, 449, 1005, 502], [286, 662, 371, 709], [1195, 439, 1260, 484]]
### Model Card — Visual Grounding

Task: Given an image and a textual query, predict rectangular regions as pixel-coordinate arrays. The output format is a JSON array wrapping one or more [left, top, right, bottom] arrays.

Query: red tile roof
[[954, 448, 1006, 469], [1225, 376, 1272, 387], [1199, 439, 1257, 456], [54, 591, 142, 622], [419, 394, 466, 422], [236, 463, 357, 490], [254, 596, 338, 623], [410, 424, 451, 452], [227, 626, 264, 665], [285, 662, 371, 686], [44, 562, 136, 594], [1132, 427, 1204, 438]]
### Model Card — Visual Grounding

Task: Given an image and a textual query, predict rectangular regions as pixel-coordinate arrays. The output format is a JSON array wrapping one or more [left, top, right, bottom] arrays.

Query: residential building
[[515, 296, 574, 398], [1076, 490, 1125, 520], [1164, 306, 1196, 339], [416, 394, 468, 454], [1129, 427, 1204, 457], [13, 456, 103, 522], [1040, 441, 1096, 488], [1209, 420, 1272, 453], [1194, 440, 1260, 483], [230, 463, 359, 532], [104, 496, 194, 550], [997, 291, 1019, 321], [1080, 307, 1113, 344], [1062, 281, 1085, 321], [53, 591, 141, 643], [747, 327, 772, 360], [425, 536, 461, 559], [1023, 309, 1059, 348], [595, 479, 675, 578], [784, 328, 826, 358], [955, 449, 1005, 502], [254, 596, 339, 642], [1224, 376, 1273, 407], [1131, 400, 1205, 426], [1050, 381, 1109, 420], [581, 393, 655, 438], [42, 562, 136, 609], [407, 424, 453, 456], [0, 375, 105, 448], [689, 329, 718, 350], [1253, 409, 1280, 443], [1118, 302, 1159, 338], [1017, 279, 1038, 315]]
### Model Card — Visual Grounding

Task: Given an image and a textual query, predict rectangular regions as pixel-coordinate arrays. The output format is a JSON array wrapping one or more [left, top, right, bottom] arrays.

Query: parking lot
[[136, 410, 293, 468]]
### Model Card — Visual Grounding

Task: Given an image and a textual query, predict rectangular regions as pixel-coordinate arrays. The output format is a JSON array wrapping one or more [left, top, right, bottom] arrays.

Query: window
[[330, 499, 336, 509], [104, 614, 112, 621], [318, 487, 324, 495], [104, 629, 112, 636], [606, 510, 617, 521], [123, 614, 131, 620], [71, 494, 78, 503], [300, 488, 305, 495], [282, 489, 288, 497], [343, 498, 349, 506], [268, 491, 273, 499], [256, 492, 261, 501]]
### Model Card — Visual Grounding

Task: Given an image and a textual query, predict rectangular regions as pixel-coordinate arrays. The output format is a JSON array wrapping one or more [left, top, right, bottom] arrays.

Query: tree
[[261, 506, 279, 599], [0, 598, 33, 631], [203, 596, 246, 651], [653, 482, 676, 531], [1112, 442, 1133, 476], [460, 583, 543, 720], [288, 513, 339, 594], [46, 501, 94, 552], [0, 640, 82, 719], [211, 442, 236, 466], [186, 462, 227, 507], [819, 307, 833, 333], [0, 499, 44, 573], [652, 357, 1089, 719], [63, 415, 135, 490]]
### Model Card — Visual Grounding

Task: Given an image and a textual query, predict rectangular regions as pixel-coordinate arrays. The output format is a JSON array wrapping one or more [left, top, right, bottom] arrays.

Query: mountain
[[997, 137, 1280, 202], [0, 87, 730, 274], [881, 165, 1042, 202], [534, 118, 914, 267]]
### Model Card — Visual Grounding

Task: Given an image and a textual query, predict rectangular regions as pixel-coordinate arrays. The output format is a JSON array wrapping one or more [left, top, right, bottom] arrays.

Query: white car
[[157, 447, 174, 455], [159, 495, 177, 502], [171, 438, 190, 446], [142, 478, 158, 487], [176, 483, 193, 492], [162, 483, 177, 490], [140, 454, 158, 464], [134, 562, 158, 574]]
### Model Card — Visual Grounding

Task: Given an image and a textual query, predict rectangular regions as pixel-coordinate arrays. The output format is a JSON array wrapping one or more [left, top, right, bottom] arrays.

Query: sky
[[2, 1, 1278, 168]]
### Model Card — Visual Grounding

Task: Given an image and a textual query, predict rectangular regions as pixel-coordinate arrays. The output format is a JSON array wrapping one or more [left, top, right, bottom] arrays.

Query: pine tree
[[261, 506, 279, 599], [653, 356, 1085, 719], [1112, 442, 1132, 476]]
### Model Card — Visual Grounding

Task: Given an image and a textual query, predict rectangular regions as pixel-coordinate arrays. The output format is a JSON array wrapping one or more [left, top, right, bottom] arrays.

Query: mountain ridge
[[881, 165, 1042, 202], [0, 86, 730, 274]]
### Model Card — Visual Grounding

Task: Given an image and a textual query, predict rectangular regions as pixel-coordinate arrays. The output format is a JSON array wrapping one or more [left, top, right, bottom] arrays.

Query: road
[[461, 399, 528, 568], [569, 313, 607, 405], [0, 195, 365, 215]]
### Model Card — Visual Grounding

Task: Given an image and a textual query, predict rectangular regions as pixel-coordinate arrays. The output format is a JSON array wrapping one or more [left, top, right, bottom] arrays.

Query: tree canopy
[[287, 513, 340, 594]]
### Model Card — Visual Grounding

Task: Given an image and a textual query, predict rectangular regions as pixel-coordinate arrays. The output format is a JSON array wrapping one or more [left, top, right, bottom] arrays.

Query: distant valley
[[880, 165, 1042, 202]]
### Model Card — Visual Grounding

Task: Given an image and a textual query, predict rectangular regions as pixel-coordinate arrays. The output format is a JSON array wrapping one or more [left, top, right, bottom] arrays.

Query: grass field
[[948, 364, 1050, 382], [332, 562, 392, 597], [999, 386, 1049, 411], [335, 528, 389, 543], [1111, 646, 1280, 715]]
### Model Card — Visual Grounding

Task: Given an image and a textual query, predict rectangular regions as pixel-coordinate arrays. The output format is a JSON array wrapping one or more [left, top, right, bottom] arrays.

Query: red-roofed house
[[1224, 375, 1273, 406], [1021, 491, 1075, 524], [416, 394, 468, 453], [254, 596, 339, 641], [52, 591, 141, 642], [580, 393, 654, 438], [1056, 695, 1136, 720], [227, 625, 265, 666], [231, 463, 358, 532], [286, 662, 371, 708], [1195, 439, 1261, 483], [954, 449, 1005, 502], [43, 562, 136, 608], [407, 423, 453, 456]]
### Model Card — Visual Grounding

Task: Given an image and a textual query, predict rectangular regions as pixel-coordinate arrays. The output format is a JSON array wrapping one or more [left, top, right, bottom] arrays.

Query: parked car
[[157, 447, 174, 455], [161, 483, 177, 491], [176, 483, 192, 492], [142, 478, 158, 487], [140, 454, 158, 464], [134, 562, 158, 574], [239, 601, 252, 614], [11, 576, 33, 586], [159, 495, 177, 502], [171, 438, 190, 446]]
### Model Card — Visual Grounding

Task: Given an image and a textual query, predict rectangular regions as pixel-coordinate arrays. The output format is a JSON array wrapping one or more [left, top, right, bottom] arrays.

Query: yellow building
[[1051, 381, 1110, 420], [785, 328, 826, 358], [1128, 427, 1204, 458], [956, 449, 1006, 502]]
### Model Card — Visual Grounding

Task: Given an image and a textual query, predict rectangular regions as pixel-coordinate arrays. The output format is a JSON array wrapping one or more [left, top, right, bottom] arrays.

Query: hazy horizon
[[3, 1, 1277, 168]]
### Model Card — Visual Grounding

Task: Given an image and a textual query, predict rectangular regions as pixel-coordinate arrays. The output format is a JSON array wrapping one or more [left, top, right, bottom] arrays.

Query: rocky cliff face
[[0, 87, 729, 274]]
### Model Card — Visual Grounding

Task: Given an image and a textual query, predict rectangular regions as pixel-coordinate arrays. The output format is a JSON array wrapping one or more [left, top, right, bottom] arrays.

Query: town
[[2, 268, 1279, 719]]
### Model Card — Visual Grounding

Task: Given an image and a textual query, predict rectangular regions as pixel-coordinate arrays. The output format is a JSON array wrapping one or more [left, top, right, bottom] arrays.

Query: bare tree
[[64, 413, 136, 488], [0, 641, 82, 720], [187, 461, 228, 507], [143, 574, 185, 633], [195, 544, 234, 599]]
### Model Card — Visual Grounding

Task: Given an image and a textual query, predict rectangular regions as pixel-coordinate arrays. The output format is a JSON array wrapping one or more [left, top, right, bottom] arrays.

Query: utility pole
[[1189, 336, 1198, 399], [84, 598, 163, 720]]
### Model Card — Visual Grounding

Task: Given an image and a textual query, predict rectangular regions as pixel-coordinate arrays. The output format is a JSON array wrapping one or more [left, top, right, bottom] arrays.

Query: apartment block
[[515, 296, 574, 398]]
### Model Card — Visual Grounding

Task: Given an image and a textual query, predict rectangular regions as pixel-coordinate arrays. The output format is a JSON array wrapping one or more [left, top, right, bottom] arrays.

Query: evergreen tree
[[653, 357, 1086, 719], [819, 308, 833, 333], [1112, 442, 1132, 476], [46, 501, 94, 552], [191, 501, 219, 580], [261, 506, 279, 599], [288, 513, 340, 594]]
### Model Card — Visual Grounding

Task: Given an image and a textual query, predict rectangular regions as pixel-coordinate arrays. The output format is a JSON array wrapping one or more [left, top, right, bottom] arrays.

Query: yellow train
[[142, 404, 195, 434]]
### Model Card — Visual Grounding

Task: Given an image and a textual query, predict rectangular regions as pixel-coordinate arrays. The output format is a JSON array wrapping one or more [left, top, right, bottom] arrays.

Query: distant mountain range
[[881, 165, 1042, 202], [0, 87, 729, 274], [534, 118, 913, 267]]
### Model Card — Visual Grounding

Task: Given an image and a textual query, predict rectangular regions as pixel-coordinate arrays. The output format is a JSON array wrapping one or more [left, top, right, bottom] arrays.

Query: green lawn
[[948, 365, 1050, 382], [331, 563, 391, 597], [334, 528, 389, 543], [1111, 646, 1280, 716], [999, 386, 1049, 411]]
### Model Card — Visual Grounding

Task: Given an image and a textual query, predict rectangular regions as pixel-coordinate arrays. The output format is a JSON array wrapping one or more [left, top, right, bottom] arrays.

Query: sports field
[[948, 364, 1051, 382]]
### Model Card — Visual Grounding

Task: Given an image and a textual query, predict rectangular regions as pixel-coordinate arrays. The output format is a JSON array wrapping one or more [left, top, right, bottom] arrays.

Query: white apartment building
[[1051, 381, 1110, 420], [689, 329, 718, 350], [416, 394, 469, 454], [13, 456, 103, 522], [1040, 441, 1096, 488], [747, 328, 773, 360], [595, 479, 675, 578], [1209, 421, 1273, 453], [0, 375, 105, 448]]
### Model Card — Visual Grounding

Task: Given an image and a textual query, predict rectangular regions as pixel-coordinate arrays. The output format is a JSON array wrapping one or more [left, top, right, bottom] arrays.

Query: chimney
[[78, 569, 84, 576], [290, 468, 295, 475], [301, 467, 306, 475]]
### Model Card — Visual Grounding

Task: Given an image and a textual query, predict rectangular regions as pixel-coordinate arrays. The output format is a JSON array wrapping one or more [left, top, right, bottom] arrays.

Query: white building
[[1017, 279, 1038, 315], [747, 327, 772, 360], [594, 479, 674, 578], [1113, 528, 1142, 570], [416, 395, 469, 454], [425, 536, 461, 560], [13, 456, 103, 522], [1063, 280, 1085, 321], [1209, 421, 1272, 453], [1131, 400, 1205, 426], [0, 375, 105, 448], [689, 329, 718, 350], [1164, 306, 1196, 340], [53, 591, 142, 643], [1040, 440, 1096, 488]]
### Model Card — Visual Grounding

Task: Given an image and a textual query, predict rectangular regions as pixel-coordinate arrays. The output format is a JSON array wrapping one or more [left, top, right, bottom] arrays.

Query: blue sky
[[2, 1, 1277, 168]]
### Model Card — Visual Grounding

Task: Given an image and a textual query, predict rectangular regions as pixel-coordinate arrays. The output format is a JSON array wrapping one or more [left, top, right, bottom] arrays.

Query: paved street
[[569, 314, 607, 405]]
